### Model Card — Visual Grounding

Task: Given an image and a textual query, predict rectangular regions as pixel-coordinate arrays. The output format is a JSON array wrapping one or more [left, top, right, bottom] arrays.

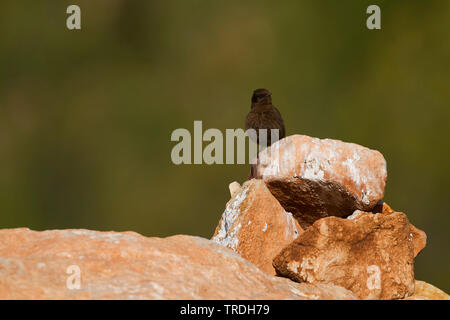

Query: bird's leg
[[247, 162, 254, 181], [246, 151, 259, 181], [247, 166, 253, 181]]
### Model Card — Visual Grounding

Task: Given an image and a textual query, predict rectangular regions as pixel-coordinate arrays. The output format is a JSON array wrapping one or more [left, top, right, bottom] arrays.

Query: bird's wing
[[245, 111, 263, 144], [245, 111, 261, 131]]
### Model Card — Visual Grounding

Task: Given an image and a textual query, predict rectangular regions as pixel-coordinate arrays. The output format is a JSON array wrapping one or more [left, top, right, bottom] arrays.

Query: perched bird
[[245, 88, 285, 146], [245, 88, 285, 179]]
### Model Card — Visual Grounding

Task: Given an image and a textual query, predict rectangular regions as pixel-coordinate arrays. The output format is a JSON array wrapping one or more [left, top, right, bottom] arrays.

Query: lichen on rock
[[212, 179, 302, 275]]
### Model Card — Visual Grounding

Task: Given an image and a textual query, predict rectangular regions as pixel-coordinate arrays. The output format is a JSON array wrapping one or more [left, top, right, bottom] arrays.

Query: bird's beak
[[267, 92, 272, 96]]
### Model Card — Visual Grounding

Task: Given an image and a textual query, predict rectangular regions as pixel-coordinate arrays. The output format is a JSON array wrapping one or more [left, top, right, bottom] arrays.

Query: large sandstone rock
[[212, 179, 303, 274], [410, 280, 450, 300], [0, 228, 356, 300], [254, 135, 387, 228], [273, 210, 426, 300]]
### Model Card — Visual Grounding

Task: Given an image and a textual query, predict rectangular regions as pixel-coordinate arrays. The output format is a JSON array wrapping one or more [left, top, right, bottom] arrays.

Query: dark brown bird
[[245, 89, 285, 179], [245, 88, 285, 146]]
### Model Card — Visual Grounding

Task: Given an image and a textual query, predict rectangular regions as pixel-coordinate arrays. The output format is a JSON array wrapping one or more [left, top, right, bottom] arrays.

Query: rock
[[254, 135, 387, 228], [372, 202, 426, 258], [372, 202, 426, 259], [372, 203, 426, 258], [402, 295, 431, 300], [372, 201, 395, 214], [410, 225, 427, 258], [273, 211, 426, 300], [228, 181, 241, 198], [212, 179, 303, 275], [411, 280, 450, 300], [0, 228, 356, 300]]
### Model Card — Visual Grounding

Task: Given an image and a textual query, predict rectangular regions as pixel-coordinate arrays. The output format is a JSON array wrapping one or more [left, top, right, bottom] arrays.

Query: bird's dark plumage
[[245, 88, 285, 146]]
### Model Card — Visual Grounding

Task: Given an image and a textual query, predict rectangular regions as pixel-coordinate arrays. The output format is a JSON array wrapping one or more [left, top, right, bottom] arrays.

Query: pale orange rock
[[410, 225, 427, 258], [273, 211, 426, 300], [373, 202, 426, 258], [411, 280, 450, 300], [254, 135, 387, 228], [212, 179, 303, 275], [228, 181, 241, 198], [0, 228, 355, 300], [402, 296, 431, 300]]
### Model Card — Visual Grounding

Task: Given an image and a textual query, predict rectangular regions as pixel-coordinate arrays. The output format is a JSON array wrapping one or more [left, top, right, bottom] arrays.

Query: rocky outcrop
[[0, 134, 447, 300], [212, 179, 302, 275], [0, 228, 355, 300], [207, 135, 449, 299], [254, 135, 387, 228], [272, 210, 425, 300]]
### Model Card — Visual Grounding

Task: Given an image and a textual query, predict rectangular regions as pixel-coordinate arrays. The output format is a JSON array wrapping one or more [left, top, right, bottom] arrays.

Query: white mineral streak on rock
[[69, 229, 138, 243], [299, 257, 318, 282], [302, 153, 325, 180], [262, 223, 268, 232], [342, 151, 375, 205], [258, 141, 280, 177], [301, 138, 340, 181], [284, 211, 300, 239], [269, 141, 281, 175], [282, 139, 296, 176], [342, 151, 362, 187], [261, 139, 296, 178], [347, 210, 363, 220], [213, 185, 249, 250], [299, 139, 324, 180], [287, 261, 300, 274]]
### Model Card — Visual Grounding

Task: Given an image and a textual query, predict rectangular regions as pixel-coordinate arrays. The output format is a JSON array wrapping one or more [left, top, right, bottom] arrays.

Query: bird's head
[[251, 88, 272, 106]]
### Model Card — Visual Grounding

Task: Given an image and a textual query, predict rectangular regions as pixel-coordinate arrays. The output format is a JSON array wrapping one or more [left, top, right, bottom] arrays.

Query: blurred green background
[[0, 0, 449, 291]]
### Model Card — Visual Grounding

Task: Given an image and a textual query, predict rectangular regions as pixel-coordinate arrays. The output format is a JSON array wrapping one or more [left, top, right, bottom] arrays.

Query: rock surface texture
[[273, 210, 426, 300], [410, 280, 450, 300], [212, 179, 302, 274], [0, 228, 355, 300], [0, 134, 447, 300], [254, 135, 387, 228]]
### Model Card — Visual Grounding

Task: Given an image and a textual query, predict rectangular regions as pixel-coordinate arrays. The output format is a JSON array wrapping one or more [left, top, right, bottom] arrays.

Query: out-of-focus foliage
[[0, 0, 449, 291]]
